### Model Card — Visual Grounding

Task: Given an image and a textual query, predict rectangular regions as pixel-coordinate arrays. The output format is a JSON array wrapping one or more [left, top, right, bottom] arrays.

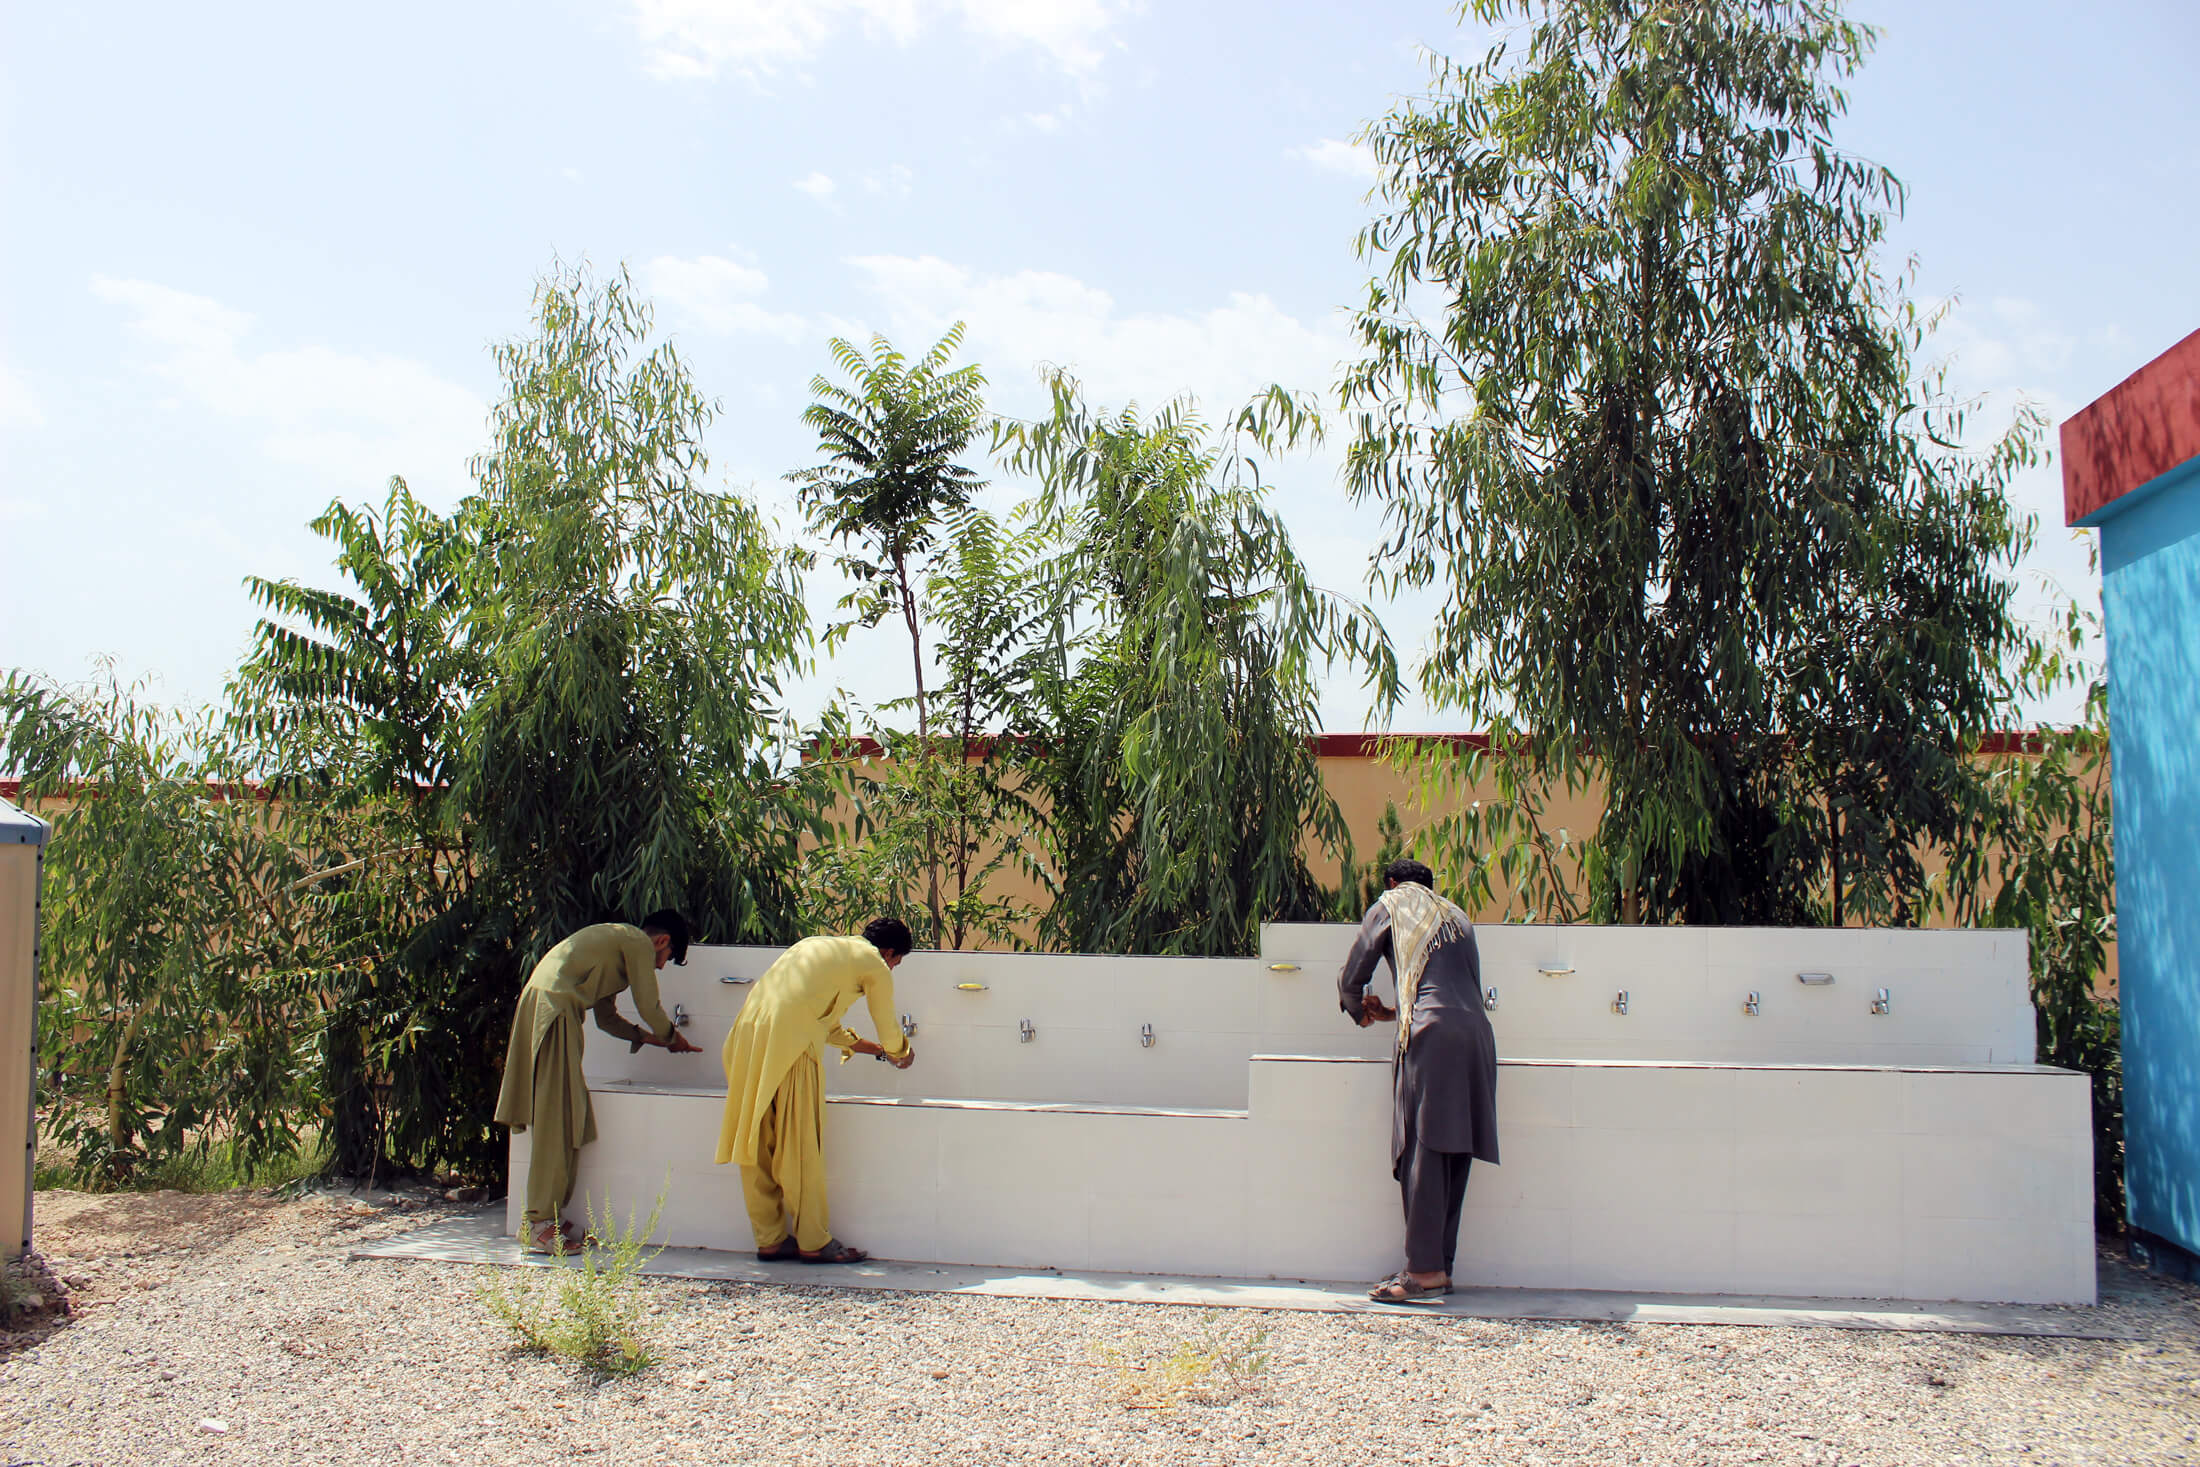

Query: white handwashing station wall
[[509, 924, 2095, 1304]]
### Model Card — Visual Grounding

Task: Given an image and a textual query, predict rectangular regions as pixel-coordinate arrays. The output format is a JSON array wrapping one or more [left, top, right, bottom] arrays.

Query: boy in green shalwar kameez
[[494, 910, 702, 1252]]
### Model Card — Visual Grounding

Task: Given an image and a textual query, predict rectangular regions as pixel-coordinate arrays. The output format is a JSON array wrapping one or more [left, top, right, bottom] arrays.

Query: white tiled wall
[[586, 923, 2035, 1111], [513, 922, 2080, 1304], [514, 1054, 2095, 1305], [1265, 924, 2035, 1069]]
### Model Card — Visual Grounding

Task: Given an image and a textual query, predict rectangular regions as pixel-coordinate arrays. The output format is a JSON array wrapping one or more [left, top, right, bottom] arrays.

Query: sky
[[4, 0, 2196, 734]]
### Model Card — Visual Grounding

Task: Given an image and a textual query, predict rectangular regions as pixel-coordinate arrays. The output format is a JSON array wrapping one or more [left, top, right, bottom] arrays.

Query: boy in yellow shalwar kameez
[[715, 917, 915, 1263], [494, 911, 702, 1253]]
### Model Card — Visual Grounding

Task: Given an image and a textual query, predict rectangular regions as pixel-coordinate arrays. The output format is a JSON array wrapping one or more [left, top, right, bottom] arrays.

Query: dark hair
[[639, 908, 691, 965], [862, 916, 915, 959], [1384, 859, 1436, 891]]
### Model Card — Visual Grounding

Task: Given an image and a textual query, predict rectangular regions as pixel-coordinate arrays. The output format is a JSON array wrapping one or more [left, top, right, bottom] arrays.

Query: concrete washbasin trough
[[510, 923, 2096, 1304]]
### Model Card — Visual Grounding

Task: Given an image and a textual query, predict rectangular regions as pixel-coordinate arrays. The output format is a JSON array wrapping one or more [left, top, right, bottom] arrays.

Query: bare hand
[[889, 1044, 915, 1070], [663, 1030, 701, 1054], [1361, 992, 1396, 1026]]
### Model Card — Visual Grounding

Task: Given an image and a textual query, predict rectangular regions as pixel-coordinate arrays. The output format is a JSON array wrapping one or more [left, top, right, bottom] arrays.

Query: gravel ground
[[3, 1187, 2197, 1466]]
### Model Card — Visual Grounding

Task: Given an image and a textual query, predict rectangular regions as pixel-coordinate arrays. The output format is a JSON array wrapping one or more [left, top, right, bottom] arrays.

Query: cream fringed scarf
[[1378, 881, 1473, 1054]]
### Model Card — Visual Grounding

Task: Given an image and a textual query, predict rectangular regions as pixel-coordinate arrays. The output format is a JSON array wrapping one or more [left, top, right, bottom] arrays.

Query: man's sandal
[[525, 1222, 598, 1255], [756, 1238, 801, 1262], [799, 1239, 869, 1264], [1368, 1277, 1449, 1304]]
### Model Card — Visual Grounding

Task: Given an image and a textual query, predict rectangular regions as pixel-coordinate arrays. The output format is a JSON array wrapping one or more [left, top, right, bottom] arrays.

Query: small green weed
[[1091, 1311, 1273, 1409], [476, 1189, 667, 1377]]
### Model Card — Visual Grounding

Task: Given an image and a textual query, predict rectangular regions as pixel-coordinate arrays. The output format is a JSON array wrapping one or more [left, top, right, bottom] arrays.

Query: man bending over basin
[[1340, 860, 1500, 1304], [495, 910, 703, 1254], [715, 917, 916, 1264]]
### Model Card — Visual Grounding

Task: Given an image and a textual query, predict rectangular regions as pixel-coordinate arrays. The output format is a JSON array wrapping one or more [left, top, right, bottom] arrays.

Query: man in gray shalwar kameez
[[1338, 859, 1500, 1302]]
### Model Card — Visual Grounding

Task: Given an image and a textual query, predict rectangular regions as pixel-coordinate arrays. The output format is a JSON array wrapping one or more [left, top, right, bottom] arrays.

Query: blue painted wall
[[2090, 455, 2200, 1258]]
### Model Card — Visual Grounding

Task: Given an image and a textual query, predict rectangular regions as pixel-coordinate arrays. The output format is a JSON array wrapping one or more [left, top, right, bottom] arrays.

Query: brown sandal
[[524, 1220, 601, 1254], [756, 1238, 800, 1262], [1369, 1277, 1448, 1303], [799, 1239, 869, 1264]]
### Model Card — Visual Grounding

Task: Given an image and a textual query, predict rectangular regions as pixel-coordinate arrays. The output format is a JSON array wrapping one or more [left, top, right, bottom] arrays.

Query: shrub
[[476, 1190, 668, 1377]]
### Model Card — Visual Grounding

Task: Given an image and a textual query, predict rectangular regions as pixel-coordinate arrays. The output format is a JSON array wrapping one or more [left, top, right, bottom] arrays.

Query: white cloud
[[90, 276, 485, 495], [629, 0, 1130, 82], [0, 358, 46, 430], [842, 253, 1348, 414], [956, 0, 1122, 74], [642, 253, 808, 340], [793, 170, 837, 198], [862, 164, 914, 198], [1290, 137, 1376, 181]]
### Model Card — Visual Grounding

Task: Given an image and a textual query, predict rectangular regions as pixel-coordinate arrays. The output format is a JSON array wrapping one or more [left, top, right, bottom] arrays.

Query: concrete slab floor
[[354, 1209, 2133, 1340]]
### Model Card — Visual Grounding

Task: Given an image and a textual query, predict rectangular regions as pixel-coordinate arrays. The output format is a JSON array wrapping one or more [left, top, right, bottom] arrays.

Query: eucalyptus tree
[[1344, 0, 2034, 925], [464, 263, 817, 963], [1944, 563, 2120, 1223], [1002, 373, 1399, 956], [1, 666, 316, 1179], [789, 326, 988, 943]]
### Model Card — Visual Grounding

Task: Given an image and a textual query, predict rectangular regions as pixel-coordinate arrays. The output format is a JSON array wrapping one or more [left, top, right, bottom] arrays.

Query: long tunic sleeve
[[1337, 899, 1501, 1166], [1338, 903, 1397, 1018], [825, 966, 908, 1059], [591, 930, 673, 1045]]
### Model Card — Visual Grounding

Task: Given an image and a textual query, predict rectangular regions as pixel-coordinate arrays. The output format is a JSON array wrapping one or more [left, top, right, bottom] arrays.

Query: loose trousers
[[1397, 1134, 1474, 1277], [740, 1061, 832, 1252], [521, 1053, 584, 1227]]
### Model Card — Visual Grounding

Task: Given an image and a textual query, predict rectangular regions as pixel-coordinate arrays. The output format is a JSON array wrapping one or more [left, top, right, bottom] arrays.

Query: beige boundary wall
[[813, 736, 2115, 995], [0, 798, 51, 1259], [512, 922, 2096, 1304]]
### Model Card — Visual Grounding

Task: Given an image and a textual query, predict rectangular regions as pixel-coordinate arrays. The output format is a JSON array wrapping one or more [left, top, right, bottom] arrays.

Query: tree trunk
[[950, 683, 975, 951], [894, 551, 943, 946], [106, 1009, 147, 1171], [1828, 787, 1843, 928]]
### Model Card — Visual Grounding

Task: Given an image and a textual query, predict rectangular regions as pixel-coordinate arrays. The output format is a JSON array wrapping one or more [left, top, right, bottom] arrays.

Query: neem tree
[[233, 481, 483, 1177], [1344, 0, 2037, 925], [791, 327, 990, 945]]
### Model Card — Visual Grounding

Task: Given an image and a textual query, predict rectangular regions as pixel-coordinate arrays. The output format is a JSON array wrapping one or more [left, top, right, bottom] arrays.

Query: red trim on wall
[[2062, 327, 2200, 524], [1310, 733, 1493, 757], [0, 731, 2092, 802], [0, 778, 275, 802], [790, 730, 2074, 764]]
